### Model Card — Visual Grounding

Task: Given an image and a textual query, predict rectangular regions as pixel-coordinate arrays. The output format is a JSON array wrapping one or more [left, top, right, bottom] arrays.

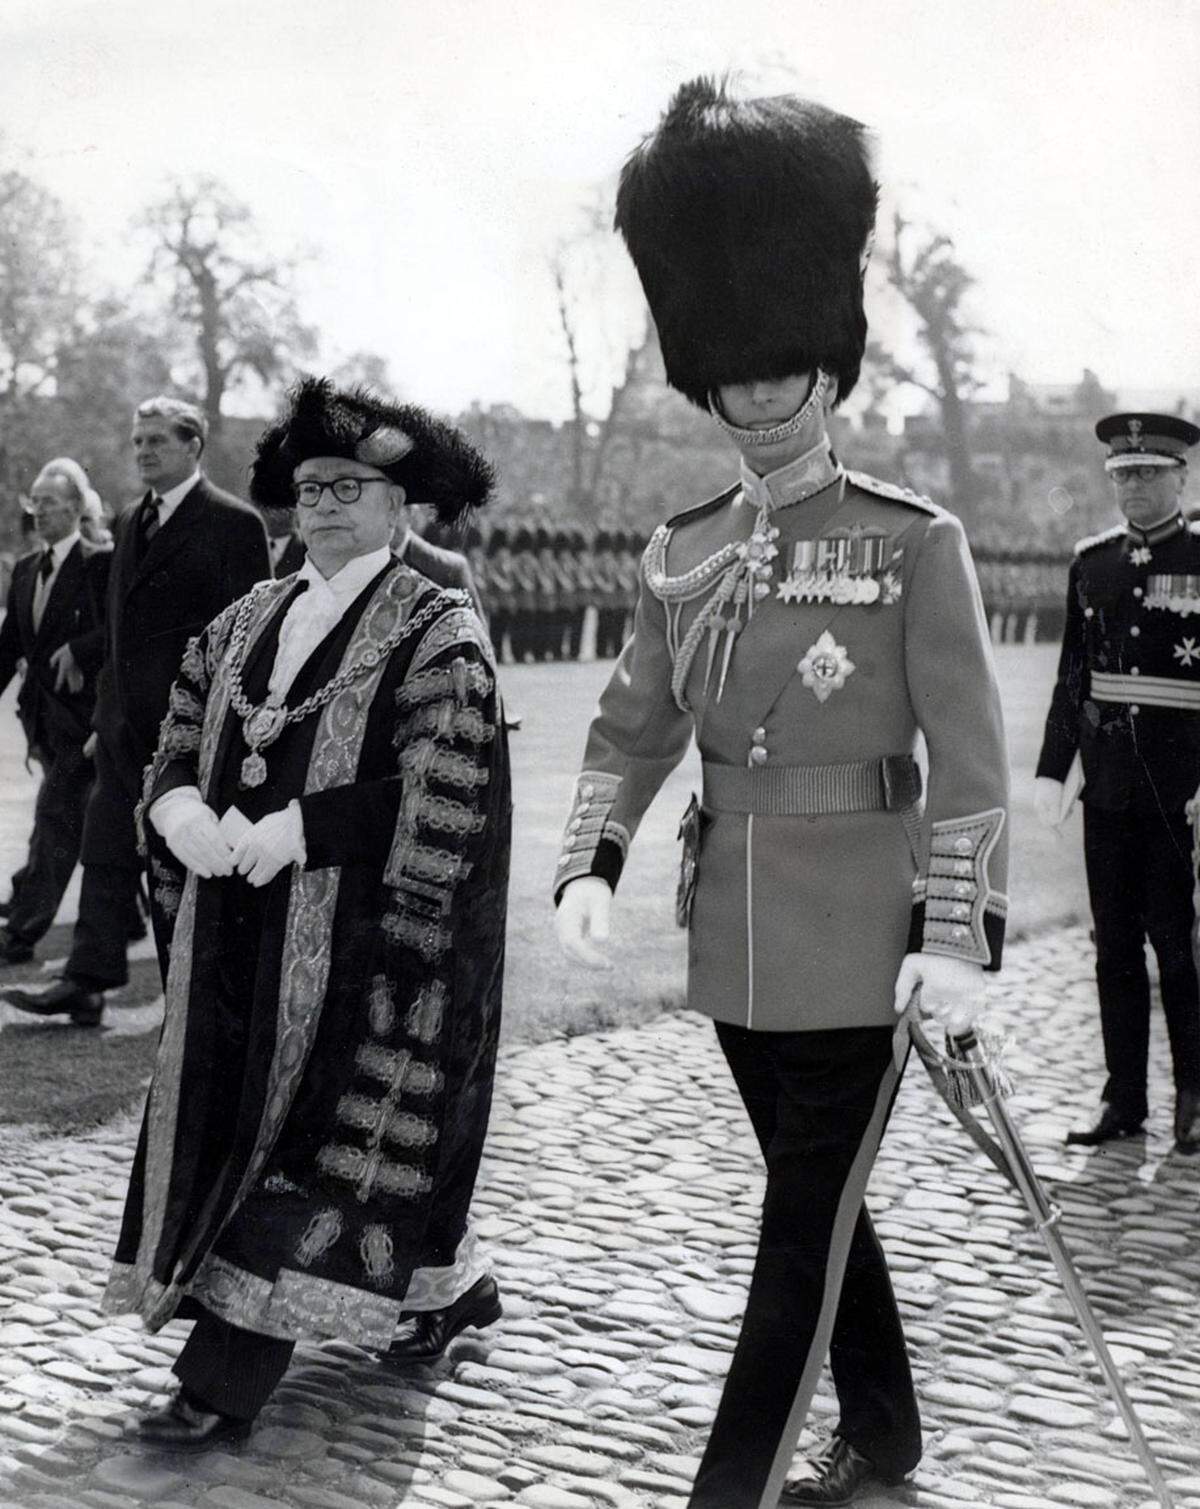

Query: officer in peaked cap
[[1037, 411, 1200, 1154], [553, 76, 1009, 1509]]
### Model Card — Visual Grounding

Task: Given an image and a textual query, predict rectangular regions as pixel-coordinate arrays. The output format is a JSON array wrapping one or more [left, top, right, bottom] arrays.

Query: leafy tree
[[136, 176, 316, 444]]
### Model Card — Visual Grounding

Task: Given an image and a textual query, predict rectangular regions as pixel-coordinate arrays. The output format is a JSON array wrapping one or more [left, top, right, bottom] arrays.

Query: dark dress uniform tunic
[[556, 454, 1009, 1509], [1037, 513, 1200, 1119]]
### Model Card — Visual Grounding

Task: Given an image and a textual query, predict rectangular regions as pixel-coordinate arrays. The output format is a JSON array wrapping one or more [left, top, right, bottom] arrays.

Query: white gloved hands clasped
[[1033, 775, 1065, 830], [230, 801, 306, 888], [150, 789, 234, 878], [555, 876, 613, 969], [893, 951, 986, 1038]]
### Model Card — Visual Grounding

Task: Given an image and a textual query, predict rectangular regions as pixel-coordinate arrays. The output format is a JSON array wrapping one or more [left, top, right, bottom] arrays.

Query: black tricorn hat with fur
[[615, 76, 878, 410], [251, 377, 494, 525]]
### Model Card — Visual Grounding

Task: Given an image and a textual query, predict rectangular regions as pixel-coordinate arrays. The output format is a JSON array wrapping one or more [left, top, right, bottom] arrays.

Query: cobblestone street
[[1, 925, 1199, 1509]]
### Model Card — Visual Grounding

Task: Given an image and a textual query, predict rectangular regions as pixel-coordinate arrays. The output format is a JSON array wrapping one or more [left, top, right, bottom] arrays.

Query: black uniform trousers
[[66, 739, 144, 991], [1083, 802, 1200, 1119], [688, 1022, 921, 1509], [5, 746, 93, 948]]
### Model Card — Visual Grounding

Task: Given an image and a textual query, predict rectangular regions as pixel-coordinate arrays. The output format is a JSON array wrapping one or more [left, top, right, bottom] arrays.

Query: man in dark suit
[[0, 459, 110, 965], [4, 397, 270, 1025], [397, 516, 486, 619], [256, 501, 306, 578]]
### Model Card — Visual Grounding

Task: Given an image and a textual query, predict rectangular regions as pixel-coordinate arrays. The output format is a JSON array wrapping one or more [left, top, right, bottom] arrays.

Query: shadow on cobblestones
[[1, 925, 1199, 1509]]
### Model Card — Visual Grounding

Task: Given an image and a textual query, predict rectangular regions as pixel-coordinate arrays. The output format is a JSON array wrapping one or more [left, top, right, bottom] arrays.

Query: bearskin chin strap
[[707, 368, 830, 449]]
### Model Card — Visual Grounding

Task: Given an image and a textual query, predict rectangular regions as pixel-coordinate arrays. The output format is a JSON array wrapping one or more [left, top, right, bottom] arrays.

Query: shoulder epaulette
[[1074, 524, 1126, 556], [665, 483, 740, 530], [845, 471, 939, 515]]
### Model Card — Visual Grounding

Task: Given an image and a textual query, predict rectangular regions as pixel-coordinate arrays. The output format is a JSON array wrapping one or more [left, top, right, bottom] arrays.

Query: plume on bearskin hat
[[615, 76, 878, 409], [251, 377, 494, 525]]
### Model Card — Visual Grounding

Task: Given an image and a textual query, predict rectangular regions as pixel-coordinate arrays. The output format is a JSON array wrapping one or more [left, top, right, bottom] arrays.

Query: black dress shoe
[[781, 1436, 906, 1506], [1174, 1089, 1200, 1154], [2, 976, 105, 1027], [384, 1274, 503, 1363], [137, 1389, 252, 1451], [0, 930, 34, 965], [1064, 1106, 1144, 1147]]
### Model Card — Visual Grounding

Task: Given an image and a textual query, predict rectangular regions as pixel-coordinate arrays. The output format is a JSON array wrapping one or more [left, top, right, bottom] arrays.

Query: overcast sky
[[4, 0, 1199, 421]]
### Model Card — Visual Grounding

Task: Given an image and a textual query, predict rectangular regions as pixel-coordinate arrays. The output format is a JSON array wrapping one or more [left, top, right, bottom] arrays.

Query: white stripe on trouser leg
[[745, 815, 754, 1029], [754, 1055, 902, 1509]]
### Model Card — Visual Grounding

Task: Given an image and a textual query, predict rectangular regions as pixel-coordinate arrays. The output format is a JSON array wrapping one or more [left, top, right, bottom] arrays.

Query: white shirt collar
[[296, 543, 393, 607], [153, 470, 201, 522], [44, 530, 81, 567]]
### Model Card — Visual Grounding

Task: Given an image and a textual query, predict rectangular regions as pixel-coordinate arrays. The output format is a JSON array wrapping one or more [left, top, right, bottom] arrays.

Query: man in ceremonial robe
[[1036, 413, 1200, 1153], [104, 378, 510, 1448], [554, 80, 1009, 1509]]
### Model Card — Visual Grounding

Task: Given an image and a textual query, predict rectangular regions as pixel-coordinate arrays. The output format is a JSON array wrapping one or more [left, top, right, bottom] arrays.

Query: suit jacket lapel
[[126, 479, 206, 594]]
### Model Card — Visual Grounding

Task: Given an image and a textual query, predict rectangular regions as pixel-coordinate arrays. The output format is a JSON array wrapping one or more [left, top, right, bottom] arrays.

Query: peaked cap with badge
[[1096, 411, 1200, 470], [251, 377, 494, 524]]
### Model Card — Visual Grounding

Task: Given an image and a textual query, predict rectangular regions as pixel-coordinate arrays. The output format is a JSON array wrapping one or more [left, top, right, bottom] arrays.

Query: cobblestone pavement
[[2, 924, 1199, 1509]]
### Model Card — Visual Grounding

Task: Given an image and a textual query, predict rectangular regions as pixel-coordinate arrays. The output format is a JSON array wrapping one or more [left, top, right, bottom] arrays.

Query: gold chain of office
[[224, 584, 444, 787]]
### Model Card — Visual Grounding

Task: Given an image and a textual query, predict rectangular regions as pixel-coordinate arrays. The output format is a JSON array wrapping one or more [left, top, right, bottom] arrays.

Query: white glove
[[48, 643, 84, 694], [1033, 776, 1065, 830], [893, 952, 987, 1037], [231, 801, 306, 888], [150, 788, 234, 879], [556, 876, 613, 969]]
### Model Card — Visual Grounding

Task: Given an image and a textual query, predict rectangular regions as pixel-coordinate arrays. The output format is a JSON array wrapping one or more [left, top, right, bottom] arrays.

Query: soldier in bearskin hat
[[101, 378, 511, 1447], [592, 529, 623, 659], [554, 78, 1009, 1508], [1037, 412, 1200, 1153]]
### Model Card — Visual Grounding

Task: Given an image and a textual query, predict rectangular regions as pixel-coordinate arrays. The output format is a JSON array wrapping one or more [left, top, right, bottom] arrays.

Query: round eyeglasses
[[1112, 464, 1177, 485], [292, 477, 392, 507]]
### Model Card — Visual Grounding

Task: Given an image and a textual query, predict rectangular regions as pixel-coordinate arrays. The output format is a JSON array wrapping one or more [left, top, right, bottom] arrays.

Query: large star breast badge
[[1174, 637, 1200, 668], [798, 631, 855, 703], [1129, 545, 1152, 567]]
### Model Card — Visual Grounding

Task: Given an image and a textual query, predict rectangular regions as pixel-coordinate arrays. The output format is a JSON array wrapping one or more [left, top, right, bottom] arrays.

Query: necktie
[[140, 495, 161, 550], [33, 550, 54, 632]]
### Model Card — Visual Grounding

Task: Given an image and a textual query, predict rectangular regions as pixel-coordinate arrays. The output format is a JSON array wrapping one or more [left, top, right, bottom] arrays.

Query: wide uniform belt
[[702, 755, 922, 816], [1091, 671, 1200, 711]]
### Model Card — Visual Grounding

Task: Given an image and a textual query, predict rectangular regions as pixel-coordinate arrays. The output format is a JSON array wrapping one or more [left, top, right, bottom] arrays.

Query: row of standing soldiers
[[462, 526, 648, 664]]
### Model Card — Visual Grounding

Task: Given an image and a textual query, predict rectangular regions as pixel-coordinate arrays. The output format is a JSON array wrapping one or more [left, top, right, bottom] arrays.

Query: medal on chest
[[777, 526, 902, 606]]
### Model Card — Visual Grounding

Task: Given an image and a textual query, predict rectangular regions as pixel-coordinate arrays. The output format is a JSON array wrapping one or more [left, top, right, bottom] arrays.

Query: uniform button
[[556, 855, 570, 867], [577, 801, 590, 815], [954, 837, 973, 854], [1133, 587, 1143, 598], [955, 882, 971, 896], [749, 745, 768, 765], [752, 726, 767, 744], [569, 818, 582, 833], [1129, 626, 1140, 637], [955, 860, 972, 875], [1130, 705, 1140, 715], [753, 581, 771, 601], [953, 926, 968, 938], [1129, 666, 1139, 675], [954, 904, 970, 919], [580, 783, 595, 798], [1084, 607, 1094, 619]]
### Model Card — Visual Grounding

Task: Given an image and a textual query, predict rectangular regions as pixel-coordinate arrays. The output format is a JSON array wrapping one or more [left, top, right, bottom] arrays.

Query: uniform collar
[[739, 437, 842, 513], [1125, 511, 1185, 548]]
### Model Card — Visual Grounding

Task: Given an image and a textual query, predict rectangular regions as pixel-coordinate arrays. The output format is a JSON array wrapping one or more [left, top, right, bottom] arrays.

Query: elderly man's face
[[1111, 463, 1185, 531], [28, 472, 82, 546], [293, 457, 400, 579], [132, 417, 201, 495]]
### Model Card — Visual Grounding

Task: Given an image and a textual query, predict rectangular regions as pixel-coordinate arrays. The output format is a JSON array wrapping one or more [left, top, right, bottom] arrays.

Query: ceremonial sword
[[904, 1005, 1176, 1509]]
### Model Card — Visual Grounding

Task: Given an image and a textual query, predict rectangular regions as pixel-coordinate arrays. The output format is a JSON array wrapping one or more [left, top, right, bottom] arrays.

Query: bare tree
[[137, 176, 316, 442], [868, 211, 985, 517]]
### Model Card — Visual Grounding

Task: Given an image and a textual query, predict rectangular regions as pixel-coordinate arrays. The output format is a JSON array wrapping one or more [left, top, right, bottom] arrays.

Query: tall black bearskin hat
[[511, 527, 533, 552], [615, 77, 878, 410], [488, 526, 509, 552], [594, 529, 613, 551], [251, 377, 494, 526]]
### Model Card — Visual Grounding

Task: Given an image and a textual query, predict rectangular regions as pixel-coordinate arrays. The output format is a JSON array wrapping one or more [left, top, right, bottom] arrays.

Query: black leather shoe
[[0, 930, 34, 965], [137, 1389, 252, 1451], [2, 976, 105, 1027], [781, 1436, 906, 1506], [384, 1275, 502, 1363], [1174, 1089, 1200, 1155], [1064, 1106, 1144, 1147]]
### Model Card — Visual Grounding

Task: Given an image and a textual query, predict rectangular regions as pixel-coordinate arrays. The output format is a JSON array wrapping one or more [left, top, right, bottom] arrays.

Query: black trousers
[[1083, 803, 1200, 1118], [66, 738, 142, 991], [6, 746, 93, 947], [688, 1022, 921, 1509], [173, 1310, 295, 1421]]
